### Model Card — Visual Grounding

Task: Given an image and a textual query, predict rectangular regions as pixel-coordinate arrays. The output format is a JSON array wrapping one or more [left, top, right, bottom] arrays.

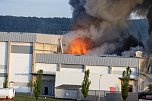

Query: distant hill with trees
[[0, 16, 71, 34]]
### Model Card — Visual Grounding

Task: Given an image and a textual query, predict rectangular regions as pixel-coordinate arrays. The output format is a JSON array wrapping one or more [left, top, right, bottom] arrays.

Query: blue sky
[[0, 0, 72, 18]]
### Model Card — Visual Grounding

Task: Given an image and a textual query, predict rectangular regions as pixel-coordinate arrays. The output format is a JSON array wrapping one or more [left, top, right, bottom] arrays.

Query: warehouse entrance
[[44, 87, 48, 95], [41, 75, 55, 96]]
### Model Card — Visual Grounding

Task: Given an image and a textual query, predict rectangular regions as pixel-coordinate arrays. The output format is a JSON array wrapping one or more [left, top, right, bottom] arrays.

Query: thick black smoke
[[137, 0, 152, 11], [69, 0, 101, 30], [136, 0, 152, 53], [65, 0, 152, 56], [136, 0, 152, 34]]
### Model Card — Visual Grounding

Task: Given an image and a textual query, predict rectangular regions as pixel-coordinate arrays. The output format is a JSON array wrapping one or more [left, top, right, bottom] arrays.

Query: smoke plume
[[135, 0, 152, 53], [64, 0, 152, 56]]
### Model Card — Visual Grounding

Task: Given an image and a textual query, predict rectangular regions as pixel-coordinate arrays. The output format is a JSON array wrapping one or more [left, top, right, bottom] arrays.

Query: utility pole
[[99, 74, 102, 101]]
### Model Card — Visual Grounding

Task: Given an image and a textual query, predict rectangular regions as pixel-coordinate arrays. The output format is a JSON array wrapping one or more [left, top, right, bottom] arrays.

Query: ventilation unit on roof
[[135, 51, 143, 58]]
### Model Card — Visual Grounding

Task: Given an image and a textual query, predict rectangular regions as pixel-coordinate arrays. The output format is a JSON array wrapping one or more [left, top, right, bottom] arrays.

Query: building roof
[[56, 84, 81, 89], [0, 32, 61, 44], [0, 32, 36, 42], [36, 54, 140, 67]]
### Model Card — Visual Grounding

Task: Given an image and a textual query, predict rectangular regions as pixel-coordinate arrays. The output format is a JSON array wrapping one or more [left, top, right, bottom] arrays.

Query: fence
[[77, 90, 138, 101], [14, 92, 149, 101], [55, 88, 138, 101]]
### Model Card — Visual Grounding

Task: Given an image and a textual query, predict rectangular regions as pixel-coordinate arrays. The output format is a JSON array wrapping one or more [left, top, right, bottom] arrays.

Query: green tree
[[81, 69, 91, 100], [27, 80, 34, 96], [33, 70, 43, 101], [121, 67, 132, 101]]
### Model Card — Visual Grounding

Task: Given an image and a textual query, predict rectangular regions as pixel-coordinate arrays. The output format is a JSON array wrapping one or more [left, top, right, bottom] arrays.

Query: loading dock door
[[42, 81, 55, 96], [44, 87, 48, 95]]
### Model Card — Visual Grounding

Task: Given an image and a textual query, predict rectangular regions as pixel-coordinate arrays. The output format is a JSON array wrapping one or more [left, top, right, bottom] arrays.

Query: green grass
[[2, 93, 75, 101]]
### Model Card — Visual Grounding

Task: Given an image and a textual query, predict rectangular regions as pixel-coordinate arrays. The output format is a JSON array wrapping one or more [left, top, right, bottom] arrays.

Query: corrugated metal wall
[[0, 32, 61, 44], [0, 32, 36, 42], [36, 54, 139, 67]]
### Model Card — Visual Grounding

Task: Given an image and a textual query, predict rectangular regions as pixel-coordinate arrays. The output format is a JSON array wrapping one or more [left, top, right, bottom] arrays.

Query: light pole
[[99, 74, 102, 101]]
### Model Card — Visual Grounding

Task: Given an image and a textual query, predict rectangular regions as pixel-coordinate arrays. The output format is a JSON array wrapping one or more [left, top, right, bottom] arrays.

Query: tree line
[[0, 16, 71, 34]]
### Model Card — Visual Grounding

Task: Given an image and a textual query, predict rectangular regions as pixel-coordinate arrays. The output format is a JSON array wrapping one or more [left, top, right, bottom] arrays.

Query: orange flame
[[66, 37, 92, 55]]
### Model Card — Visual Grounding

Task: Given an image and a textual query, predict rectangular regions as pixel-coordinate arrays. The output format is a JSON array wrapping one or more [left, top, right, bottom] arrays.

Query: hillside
[[0, 16, 71, 34], [0, 16, 149, 38]]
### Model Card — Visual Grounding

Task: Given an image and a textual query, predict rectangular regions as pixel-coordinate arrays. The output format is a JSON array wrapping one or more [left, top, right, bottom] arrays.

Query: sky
[[0, 0, 72, 18]]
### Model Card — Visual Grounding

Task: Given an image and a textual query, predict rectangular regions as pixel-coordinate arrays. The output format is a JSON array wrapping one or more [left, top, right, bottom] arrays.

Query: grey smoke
[[134, 0, 152, 53], [84, 0, 143, 21], [64, 0, 151, 56], [121, 46, 144, 56]]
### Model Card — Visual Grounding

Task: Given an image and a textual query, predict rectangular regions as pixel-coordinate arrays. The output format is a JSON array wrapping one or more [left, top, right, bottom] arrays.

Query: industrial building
[[0, 32, 150, 100]]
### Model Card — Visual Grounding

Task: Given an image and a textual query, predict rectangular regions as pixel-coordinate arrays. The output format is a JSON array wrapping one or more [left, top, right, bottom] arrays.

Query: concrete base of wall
[[106, 93, 138, 101]]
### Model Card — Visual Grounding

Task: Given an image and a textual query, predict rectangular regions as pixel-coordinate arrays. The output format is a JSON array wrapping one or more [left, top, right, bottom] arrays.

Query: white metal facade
[[9, 42, 32, 92], [0, 32, 61, 93], [0, 32, 146, 99], [0, 42, 8, 88]]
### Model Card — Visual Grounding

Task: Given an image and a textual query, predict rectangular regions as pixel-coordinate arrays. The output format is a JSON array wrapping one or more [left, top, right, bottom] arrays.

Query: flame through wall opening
[[66, 36, 92, 55]]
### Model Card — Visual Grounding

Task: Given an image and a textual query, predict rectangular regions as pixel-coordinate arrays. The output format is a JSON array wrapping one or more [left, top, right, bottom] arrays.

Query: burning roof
[[66, 36, 92, 55]]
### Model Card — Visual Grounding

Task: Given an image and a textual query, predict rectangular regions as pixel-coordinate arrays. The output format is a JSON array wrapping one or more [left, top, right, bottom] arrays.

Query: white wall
[[0, 42, 8, 88], [61, 64, 84, 73], [9, 53, 32, 92], [0, 42, 8, 65], [14, 86, 29, 92], [86, 66, 109, 74], [55, 71, 120, 91], [56, 65, 138, 92], [9, 54, 32, 82], [61, 68, 83, 73], [35, 63, 57, 74], [9, 42, 32, 92], [55, 72, 84, 87], [86, 66, 137, 79], [112, 67, 137, 78], [89, 73, 120, 91], [11, 42, 31, 46]]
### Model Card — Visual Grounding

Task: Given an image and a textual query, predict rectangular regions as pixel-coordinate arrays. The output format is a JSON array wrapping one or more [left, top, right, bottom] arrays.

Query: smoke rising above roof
[[64, 0, 152, 56]]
